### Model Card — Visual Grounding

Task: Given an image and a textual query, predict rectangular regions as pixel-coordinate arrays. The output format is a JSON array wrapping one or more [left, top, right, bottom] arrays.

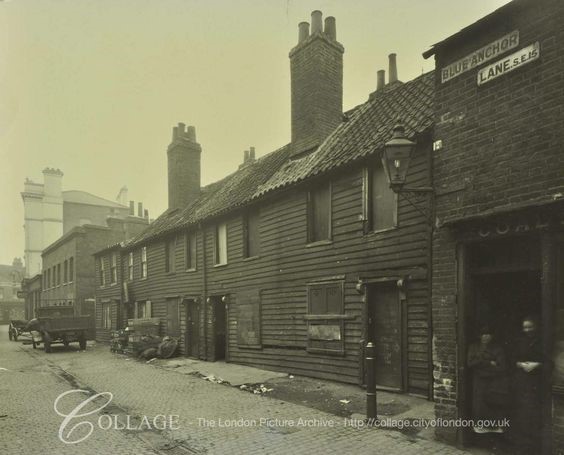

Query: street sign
[[477, 42, 540, 85]]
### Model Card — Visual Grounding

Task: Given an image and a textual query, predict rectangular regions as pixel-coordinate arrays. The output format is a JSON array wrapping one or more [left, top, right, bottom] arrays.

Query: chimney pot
[[178, 122, 186, 137], [186, 126, 196, 142], [144, 209, 149, 219], [250, 146, 256, 160], [298, 22, 310, 43], [129, 201, 135, 216], [311, 10, 323, 34], [244, 150, 250, 163], [377, 70, 385, 91], [388, 53, 398, 83], [324, 17, 336, 40], [137, 202, 143, 218]]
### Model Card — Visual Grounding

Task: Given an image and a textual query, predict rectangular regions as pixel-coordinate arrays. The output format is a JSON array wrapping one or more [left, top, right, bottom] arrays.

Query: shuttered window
[[308, 183, 331, 243]]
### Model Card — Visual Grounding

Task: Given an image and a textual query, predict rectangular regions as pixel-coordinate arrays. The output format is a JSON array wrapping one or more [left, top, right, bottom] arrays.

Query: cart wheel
[[13, 333, 18, 342], [8, 329, 12, 341], [79, 335, 86, 350], [43, 333, 52, 353]]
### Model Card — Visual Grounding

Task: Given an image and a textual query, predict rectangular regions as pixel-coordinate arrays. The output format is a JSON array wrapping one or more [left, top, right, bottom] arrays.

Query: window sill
[[139, 276, 148, 281], [364, 225, 398, 236], [165, 271, 176, 276], [213, 263, 228, 268], [110, 282, 118, 287], [306, 347, 345, 356], [242, 255, 260, 262], [186, 268, 197, 273], [305, 240, 333, 248]]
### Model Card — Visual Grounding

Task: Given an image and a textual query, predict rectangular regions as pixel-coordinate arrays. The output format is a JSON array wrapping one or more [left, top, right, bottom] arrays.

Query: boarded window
[[135, 300, 152, 319], [215, 223, 228, 265], [307, 282, 344, 354], [166, 298, 180, 337], [244, 210, 260, 258], [237, 289, 261, 348], [308, 183, 331, 242], [185, 232, 197, 270], [367, 163, 397, 231]]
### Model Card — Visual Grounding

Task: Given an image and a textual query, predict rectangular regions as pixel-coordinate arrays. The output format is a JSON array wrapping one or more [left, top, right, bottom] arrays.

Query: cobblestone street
[[0, 325, 474, 455]]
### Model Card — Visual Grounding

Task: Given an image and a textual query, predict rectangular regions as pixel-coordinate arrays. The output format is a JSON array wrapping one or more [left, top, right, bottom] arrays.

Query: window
[[57, 264, 61, 286], [185, 232, 197, 270], [243, 209, 260, 258], [141, 247, 147, 278], [128, 252, 133, 281], [365, 163, 397, 232], [47, 269, 51, 288], [63, 260, 68, 283], [100, 258, 106, 286], [215, 223, 228, 265], [307, 183, 331, 243], [102, 303, 112, 329], [306, 281, 345, 354], [110, 253, 117, 284], [165, 237, 176, 273], [69, 257, 74, 282], [135, 300, 152, 319]]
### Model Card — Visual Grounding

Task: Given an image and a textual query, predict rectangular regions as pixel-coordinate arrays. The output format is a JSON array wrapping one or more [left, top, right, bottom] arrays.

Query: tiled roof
[[126, 71, 435, 248], [63, 190, 128, 208]]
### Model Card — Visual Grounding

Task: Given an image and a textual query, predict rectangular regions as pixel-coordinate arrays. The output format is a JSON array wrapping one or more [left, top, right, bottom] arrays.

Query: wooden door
[[367, 283, 402, 390], [185, 300, 200, 358], [166, 298, 180, 337], [214, 297, 226, 361]]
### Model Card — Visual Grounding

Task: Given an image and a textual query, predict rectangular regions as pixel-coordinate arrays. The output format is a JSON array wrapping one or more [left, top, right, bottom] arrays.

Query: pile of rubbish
[[138, 336, 179, 360], [239, 383, 273, 394]]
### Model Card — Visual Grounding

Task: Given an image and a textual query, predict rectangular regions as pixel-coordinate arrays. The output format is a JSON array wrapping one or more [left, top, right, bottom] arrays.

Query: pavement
[[1, 324, 482, 454]]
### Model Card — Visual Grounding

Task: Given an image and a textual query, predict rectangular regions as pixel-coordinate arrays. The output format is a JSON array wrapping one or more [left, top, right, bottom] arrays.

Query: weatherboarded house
[[104, 10, 436, 396]]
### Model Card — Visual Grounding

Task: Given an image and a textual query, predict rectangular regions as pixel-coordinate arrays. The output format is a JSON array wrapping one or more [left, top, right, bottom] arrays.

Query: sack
[[485, 376, 510, 407]]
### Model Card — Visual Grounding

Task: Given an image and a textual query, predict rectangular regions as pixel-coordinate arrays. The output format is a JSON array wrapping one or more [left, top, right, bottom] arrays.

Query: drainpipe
[[200, 223, 208, 361]]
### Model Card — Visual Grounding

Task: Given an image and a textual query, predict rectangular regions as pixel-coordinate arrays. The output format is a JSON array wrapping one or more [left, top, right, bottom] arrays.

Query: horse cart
[[29, 315, 91, 353], [8, 320, 28, 341]]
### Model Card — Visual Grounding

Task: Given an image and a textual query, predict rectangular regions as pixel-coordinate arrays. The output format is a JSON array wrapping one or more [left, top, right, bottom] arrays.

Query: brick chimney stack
[[167, 122, 201, 210], [289, 11, 344, 157]]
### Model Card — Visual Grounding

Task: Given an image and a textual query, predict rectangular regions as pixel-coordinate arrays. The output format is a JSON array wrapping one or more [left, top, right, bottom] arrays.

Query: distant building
[[39, 216, 149, 335], [0, 258, 25, 323], [21, 168, 147, 277]]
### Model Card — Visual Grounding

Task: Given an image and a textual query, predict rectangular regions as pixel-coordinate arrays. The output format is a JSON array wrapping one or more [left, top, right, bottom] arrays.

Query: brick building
[[424, 0, 564, 452], [39, 217, 148, 335], [97, 11, 435, 396]]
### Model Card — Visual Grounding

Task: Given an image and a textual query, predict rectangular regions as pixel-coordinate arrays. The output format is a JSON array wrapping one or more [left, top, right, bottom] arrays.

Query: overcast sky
[[0, 0, 511, 266]]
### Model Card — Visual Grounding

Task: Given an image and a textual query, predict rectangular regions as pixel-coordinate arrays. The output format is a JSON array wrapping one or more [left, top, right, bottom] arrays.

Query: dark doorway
[[166, 298, 180, 338], [185, 299, 200, 358], [366, 282, 403, 391], [461, 236, 543, 453], [212, 296, 227, 361]]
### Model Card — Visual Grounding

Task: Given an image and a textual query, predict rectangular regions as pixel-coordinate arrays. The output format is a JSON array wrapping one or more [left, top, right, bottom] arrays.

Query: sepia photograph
[[1, 0, 563, 454]]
